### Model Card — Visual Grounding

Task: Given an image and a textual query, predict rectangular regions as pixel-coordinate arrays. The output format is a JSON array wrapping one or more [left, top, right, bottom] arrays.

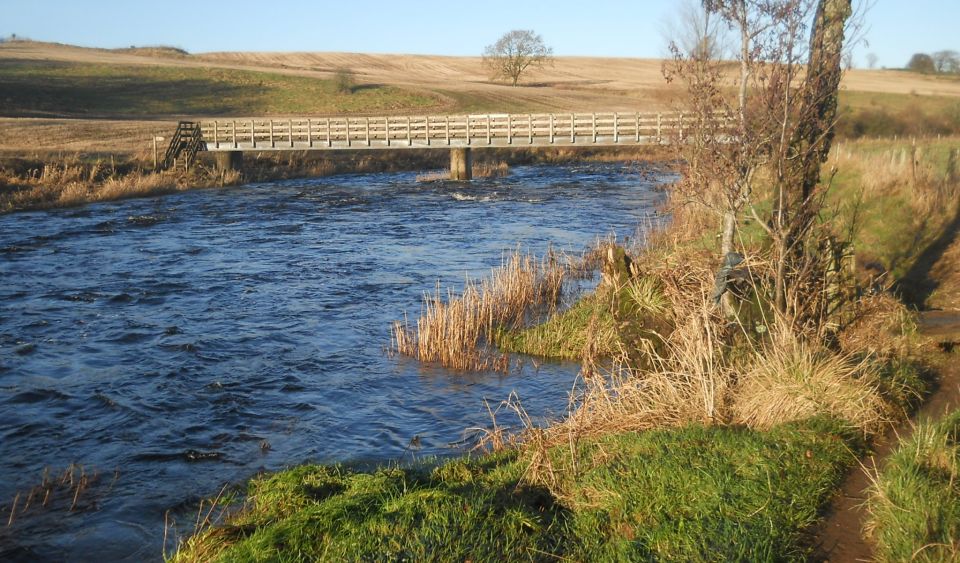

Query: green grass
[[823, 137, 959, 282], [836, 91, 960, 138], [867, 409, 960, 562], [172, 417, 860, 562], [495, 276, 669, 361], [0, 59, 440, 117]]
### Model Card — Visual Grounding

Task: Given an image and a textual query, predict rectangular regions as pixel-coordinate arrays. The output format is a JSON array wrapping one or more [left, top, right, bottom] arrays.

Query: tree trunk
[[772, 0, 852, 314], [795, 0, 852, 202]]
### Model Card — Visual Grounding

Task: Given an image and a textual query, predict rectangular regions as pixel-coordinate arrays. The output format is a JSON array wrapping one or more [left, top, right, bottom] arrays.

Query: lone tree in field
[[907, 53, 936, 73], [483, 30, 553, 86]]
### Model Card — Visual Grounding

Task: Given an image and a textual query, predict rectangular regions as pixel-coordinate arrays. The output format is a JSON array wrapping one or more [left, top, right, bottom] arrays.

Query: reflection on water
[[0, 162, 669, 560]]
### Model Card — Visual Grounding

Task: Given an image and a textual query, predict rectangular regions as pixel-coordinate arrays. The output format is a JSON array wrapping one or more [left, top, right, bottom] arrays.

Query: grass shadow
[[896, 201, 960, 308]]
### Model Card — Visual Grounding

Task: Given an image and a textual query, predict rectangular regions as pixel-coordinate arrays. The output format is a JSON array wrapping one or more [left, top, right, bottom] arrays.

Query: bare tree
[[866, 52, 878, 69], [482, 30, 554, 86], [663, 0, 729, 61], [666, 0, 855, 323], [932, 50, 960, 74], [842, 52, 854, 69], [333, 67, 356, 94]]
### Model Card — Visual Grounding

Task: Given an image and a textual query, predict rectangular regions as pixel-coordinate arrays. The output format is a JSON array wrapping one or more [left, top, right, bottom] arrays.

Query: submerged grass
[[866, 409, 960, 562], [170, 418, 859, 562], [391, 249, 564, 372]]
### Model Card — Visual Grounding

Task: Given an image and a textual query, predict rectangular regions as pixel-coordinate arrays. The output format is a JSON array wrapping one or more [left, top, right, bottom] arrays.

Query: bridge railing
[[198, 112, 729, 151]]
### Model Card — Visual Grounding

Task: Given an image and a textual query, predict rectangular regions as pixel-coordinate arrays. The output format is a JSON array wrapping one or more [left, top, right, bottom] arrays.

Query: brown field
[[1, 40, 959, 155]]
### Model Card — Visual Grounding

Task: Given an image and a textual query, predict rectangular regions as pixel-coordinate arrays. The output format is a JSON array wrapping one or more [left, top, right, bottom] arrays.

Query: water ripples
[[0, 162, 669, 560]]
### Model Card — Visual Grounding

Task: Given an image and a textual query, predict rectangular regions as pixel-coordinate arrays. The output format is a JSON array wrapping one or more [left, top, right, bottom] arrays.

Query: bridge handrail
[[196, 111, 733, 151]]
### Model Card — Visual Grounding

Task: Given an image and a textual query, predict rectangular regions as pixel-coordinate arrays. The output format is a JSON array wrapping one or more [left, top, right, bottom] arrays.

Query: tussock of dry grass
[[733, 329, 889, 435], [392, 249, 564, 372], [540, 254, 733, 444], [838, 292, 917, 359]]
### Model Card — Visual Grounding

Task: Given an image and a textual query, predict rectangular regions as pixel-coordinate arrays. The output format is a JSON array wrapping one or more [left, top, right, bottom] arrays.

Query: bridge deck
[[199, 112, 695, 151]]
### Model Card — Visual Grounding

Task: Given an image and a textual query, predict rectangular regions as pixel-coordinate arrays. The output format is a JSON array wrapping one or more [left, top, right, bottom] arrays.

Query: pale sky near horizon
[[2, 0, 956, 69]]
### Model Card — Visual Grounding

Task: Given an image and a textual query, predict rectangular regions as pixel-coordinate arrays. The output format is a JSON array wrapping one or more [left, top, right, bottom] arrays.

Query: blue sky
[[3, 0, 956, 69]]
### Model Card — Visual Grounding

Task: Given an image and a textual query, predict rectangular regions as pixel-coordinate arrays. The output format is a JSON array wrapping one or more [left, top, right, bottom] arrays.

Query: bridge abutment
[[450, 147, 472, 181], [214, 151, 244, 172]]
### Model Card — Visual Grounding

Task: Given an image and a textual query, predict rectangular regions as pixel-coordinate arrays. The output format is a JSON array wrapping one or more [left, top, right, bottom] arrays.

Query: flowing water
[[0, 162, 669, 561]]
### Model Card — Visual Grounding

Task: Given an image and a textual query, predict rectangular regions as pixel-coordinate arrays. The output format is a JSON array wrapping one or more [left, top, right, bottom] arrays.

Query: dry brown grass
[[0, 160, 241, 213], [537, 245, 734, 444], [838, 292, 917, 359], [391, 249, 564, 372], [733, 327, 889, 435]]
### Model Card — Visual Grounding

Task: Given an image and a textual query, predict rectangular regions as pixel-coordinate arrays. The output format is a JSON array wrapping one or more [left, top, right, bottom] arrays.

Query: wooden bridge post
[[450, 147, 472, 181]]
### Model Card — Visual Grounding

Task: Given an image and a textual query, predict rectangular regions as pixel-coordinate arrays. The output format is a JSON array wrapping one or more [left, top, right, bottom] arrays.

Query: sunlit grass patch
[[867, 409, 960, 562], [169, 418, 859, 562]]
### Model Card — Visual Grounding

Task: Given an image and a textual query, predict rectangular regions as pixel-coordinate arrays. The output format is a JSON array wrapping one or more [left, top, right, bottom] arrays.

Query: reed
[[391, 248, 564, 372], [3, 464, 115, 528]]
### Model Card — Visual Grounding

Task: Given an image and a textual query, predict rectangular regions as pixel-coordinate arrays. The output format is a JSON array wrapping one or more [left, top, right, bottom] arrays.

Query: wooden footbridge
[[162, 111, 695, 180]]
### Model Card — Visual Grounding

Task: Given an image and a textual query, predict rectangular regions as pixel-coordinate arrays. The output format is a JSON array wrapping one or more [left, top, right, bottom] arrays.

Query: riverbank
[[0, 145, 670, 214], [168, 137, 959, 560]]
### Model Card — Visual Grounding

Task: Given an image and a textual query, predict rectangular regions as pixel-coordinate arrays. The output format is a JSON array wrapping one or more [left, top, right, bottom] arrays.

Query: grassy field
[[0, 59, 440, 118], [1, 40, 959, 156]]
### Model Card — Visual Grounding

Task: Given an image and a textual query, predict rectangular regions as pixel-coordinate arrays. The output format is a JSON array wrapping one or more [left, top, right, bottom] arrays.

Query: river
[[0, 161, 669, 560]]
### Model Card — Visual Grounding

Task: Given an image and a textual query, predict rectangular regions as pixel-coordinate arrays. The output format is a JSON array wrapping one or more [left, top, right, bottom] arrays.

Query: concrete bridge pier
[[215, 150, 244, 172], [450, 147, 472, 181]]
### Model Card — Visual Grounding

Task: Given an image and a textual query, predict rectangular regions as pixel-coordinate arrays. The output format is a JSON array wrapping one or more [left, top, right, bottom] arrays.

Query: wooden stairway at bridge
[[160, 121, 206, 171]]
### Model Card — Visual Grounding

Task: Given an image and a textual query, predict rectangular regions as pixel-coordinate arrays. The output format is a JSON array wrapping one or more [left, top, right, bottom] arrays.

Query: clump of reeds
[[391, 248, 564, 372], [0, 156, 244, 213], [4, 464, 114, 527]]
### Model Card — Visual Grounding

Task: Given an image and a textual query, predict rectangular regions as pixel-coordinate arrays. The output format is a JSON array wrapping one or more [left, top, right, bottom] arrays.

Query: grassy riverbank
[[169, 136, 958, 560], [171, 419, 857, 561]]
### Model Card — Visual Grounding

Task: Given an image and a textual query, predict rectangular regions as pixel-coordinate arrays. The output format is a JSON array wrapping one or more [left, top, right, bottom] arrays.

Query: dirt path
[[813, 311, 960, 562], [811, 194, 960, 562]]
